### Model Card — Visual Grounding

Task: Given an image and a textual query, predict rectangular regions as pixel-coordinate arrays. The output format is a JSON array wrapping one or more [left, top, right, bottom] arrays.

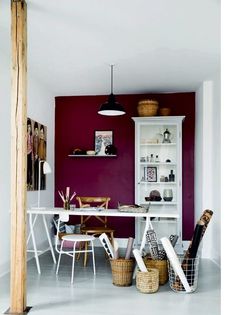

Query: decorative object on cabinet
[[137, 99, 159, 117], [145, 190, 162, 202], [98, 64, 126, 116], [162, 128, 172, 143], [163, 189, 173, 202], [132, 116, 185, 245], [144, 166, 157, 182], [95, 130, 113, 155], [159, 107, 171, 116]]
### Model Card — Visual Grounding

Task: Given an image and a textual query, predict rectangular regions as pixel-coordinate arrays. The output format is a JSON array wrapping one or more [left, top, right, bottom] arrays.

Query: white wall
[[0, 2, 55, 276], [195, 71, 221, 265]]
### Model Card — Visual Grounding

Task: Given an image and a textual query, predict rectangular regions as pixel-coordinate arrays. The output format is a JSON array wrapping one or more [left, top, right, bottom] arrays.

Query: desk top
[[28, 207, 179, 218]]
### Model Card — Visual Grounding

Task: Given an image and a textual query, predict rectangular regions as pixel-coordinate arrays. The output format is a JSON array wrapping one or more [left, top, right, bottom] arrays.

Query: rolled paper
[[157, 249, 166, 260], [125, 237, 134, 260], [189, 221, 204, 259], [160, 237, 191, 292], [146, 229, 159, 260], [183, 210, 213, 261], [169, 235, 179, 248], [113, 239, 119, 259], [99, 233, 114, 259], [133, 249, 148, 272]]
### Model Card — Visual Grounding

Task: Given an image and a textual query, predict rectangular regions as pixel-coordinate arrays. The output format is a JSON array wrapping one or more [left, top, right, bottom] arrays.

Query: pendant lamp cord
[[110, 64, 114, 94]]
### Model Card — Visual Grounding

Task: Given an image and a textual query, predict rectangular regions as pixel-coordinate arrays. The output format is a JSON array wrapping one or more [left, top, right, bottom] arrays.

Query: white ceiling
[[5, 0, 221, 96]]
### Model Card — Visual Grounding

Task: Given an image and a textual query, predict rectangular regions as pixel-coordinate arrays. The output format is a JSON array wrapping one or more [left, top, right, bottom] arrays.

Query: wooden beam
[[10, 0, 28, 313]]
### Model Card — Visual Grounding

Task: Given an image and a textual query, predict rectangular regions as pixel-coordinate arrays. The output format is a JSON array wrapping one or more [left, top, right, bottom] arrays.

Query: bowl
[[86, 150, 96, 155]]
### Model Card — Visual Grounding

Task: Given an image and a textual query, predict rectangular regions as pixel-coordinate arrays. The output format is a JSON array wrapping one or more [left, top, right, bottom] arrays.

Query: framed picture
[[144, 167, 157, 182], [95, 130, 113, 155], [27, 117, 47, 191]]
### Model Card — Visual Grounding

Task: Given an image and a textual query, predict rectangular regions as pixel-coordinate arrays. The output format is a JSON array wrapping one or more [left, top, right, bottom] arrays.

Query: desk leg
[[27, 214, 38, 245], [139, 217, 153, 254], [42, 214, 56, 264], [29, 213, 41, 274]]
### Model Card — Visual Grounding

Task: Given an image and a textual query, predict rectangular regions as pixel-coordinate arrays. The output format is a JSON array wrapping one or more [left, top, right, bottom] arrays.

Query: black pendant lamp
[[98, 65, 126, 116]]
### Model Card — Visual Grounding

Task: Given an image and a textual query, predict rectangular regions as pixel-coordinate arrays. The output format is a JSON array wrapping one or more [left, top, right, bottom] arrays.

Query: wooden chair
[[76, 196, 115, 266]]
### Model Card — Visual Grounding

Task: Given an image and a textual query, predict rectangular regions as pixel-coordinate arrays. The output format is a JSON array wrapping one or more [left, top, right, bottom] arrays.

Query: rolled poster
[[113, 239, 119, 259], [125, 237, 134, 260], [133, 249, 148, 272], [99, 233, 114, 259]]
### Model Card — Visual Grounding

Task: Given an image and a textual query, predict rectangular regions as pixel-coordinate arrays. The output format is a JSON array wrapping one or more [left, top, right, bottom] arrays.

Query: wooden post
[[10, 0, 28, 313]]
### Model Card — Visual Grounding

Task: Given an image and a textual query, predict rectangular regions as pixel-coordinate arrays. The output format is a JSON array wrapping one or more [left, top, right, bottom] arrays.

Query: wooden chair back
[[76, 196, 111, 227]]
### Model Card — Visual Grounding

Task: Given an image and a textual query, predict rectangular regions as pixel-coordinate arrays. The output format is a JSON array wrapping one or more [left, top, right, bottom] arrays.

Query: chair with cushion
[[55, 212, 96, 284], [76, 196, 115, 266]]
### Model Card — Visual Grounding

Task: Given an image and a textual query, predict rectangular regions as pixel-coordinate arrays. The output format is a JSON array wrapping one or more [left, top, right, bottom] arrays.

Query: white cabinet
[[132, 116, 185, 244]]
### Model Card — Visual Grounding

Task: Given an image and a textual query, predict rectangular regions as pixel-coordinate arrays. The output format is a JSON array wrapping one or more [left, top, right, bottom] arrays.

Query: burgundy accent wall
[[55, 93, 195, 239]]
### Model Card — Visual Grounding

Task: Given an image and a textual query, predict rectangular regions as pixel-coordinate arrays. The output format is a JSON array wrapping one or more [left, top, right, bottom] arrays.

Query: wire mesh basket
[[167, 256, 200, 293]]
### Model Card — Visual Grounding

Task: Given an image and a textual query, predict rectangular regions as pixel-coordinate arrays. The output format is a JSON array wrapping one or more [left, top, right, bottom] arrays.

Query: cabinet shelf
[[139, 181, 176, 185], [68, 154, 117, 158], [140, 143, 176, 146], [139, 162, 177, 166], [141, 202, 178, 205]]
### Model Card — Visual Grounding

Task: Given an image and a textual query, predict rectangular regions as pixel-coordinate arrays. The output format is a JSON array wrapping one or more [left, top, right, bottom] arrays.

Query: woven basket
[[137, 99, 159, 117], [136, 268, 159, 293], [143, 257, 168, 285], [159, 107, 171, 116], [110, 258, 134, 287]]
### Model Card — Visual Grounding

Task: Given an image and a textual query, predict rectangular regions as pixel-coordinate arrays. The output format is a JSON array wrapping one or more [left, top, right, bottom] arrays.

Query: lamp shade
[[98, 94, 125, 116], [43, 161, 52, 174]]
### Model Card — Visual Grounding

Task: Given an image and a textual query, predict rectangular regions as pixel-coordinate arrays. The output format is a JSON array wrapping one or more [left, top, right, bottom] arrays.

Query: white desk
[[27, 207, 179, 274]]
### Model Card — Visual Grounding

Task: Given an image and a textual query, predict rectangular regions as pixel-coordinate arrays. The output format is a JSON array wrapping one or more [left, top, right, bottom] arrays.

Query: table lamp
[[37, 160, 52, 209]]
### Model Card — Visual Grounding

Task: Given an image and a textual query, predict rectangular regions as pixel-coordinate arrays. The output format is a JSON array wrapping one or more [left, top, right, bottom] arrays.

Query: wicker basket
[[159, 107, 171, 116], [136, 268, 159, 293], [137, 99, 159, 117], [143, 257, 168, 285], [110, 258, 134, 287]]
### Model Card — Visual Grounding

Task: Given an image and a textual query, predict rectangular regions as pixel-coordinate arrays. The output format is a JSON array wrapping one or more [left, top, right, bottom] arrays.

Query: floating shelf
[[68, 154, 117, 158]]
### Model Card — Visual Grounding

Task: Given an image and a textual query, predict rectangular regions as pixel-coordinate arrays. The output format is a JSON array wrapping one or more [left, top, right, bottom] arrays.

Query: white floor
[[0, 250, 220, 315]]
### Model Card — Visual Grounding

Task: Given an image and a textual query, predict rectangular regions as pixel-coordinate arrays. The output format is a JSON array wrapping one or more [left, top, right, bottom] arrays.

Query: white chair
[[55, 213, 96, 284]]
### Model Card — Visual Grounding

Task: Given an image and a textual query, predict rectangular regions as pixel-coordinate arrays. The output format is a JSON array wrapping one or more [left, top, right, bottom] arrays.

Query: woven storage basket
[[110, 258, 134, 287], [143, 257, 168, 285], [136, 268, 159, 293], [137, 99, 159, 117]]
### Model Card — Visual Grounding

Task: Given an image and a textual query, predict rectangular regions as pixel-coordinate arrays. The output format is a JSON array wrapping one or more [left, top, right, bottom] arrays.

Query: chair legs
[[56, 239, 96, 283], [71, 242, 77, 284], [56, 240, 64, 275], [91, 241, 96, 275]]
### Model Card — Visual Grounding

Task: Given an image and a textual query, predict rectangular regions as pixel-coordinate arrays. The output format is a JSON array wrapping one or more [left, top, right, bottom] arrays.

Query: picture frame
[[144, 167, 157, 182], [27, 117, 47, 191], [95, 130, 113, 155]]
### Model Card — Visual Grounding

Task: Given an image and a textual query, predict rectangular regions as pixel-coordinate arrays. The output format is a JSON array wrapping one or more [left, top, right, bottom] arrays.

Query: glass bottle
[[155, 155, 159, 163]]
